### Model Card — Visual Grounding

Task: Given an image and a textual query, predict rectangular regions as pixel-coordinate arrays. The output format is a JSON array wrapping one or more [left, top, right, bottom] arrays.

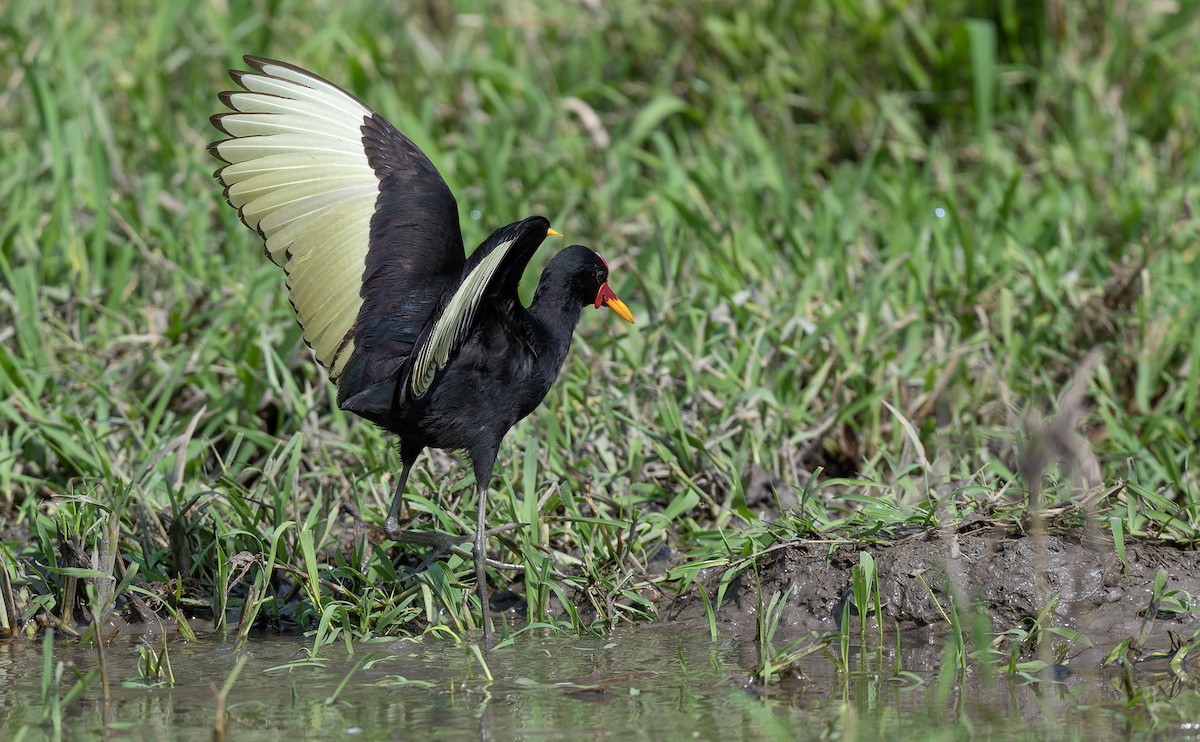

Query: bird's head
[[550, 244, 635, 324]]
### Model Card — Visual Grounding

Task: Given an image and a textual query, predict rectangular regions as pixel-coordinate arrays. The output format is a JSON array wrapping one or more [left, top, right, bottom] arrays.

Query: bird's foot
[[396, 551, 451, 581], [482, 522, 526, 538], [385, 516, 470, 546], [446, 522, 528, 571], [445, 544, 525, 571], [385, 525, 469, 580], [471, 523, 574, 577], [385, 522, 532, 576]]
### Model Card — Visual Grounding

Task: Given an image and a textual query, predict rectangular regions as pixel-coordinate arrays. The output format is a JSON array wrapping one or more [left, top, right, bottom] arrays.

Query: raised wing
[[209, 56, 464, 386], [409, 217, 553, 398]]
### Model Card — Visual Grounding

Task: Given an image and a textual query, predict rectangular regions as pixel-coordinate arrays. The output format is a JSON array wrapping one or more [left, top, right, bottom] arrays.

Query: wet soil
[[13, 496, 1200, 663], [674, 529, 1200, 656]]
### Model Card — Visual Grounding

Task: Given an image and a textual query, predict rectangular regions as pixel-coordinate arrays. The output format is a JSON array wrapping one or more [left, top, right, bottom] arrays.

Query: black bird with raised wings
[[209, 56, 634, 640]]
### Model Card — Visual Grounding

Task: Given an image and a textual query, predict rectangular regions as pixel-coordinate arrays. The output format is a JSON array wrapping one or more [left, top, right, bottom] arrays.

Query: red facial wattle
[[594, 281, 634, 324]]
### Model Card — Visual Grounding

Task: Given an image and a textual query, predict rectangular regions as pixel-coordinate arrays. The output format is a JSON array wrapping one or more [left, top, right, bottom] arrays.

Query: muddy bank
[[674, 529, 1200, 653]]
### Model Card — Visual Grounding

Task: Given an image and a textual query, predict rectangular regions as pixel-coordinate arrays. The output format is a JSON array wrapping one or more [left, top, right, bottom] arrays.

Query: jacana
[[209, 56, 634, 641]]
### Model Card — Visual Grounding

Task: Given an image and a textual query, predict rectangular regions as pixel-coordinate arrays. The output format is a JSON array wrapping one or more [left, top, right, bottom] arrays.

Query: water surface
[[0, 623, 1188, 740]]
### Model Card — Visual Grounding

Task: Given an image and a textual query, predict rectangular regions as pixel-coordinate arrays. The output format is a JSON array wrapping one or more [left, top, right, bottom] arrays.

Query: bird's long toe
[[483, 522, 526, 538]]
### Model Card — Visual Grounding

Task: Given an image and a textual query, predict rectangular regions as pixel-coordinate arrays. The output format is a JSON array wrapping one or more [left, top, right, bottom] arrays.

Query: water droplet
[[470, 209, 481, 220], [934, 207, 946, 218]]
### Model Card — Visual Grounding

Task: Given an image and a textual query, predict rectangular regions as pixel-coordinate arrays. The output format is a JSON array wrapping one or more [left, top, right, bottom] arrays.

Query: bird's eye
[[595, 269, 606, 284]]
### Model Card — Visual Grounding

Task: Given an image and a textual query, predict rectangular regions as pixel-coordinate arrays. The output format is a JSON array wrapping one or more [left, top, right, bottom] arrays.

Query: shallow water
[[0, 623, 1193, 740]]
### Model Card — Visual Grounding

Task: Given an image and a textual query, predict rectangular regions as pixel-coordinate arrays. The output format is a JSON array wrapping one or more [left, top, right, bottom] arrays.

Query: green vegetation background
[[1, 0, 1199, 637]]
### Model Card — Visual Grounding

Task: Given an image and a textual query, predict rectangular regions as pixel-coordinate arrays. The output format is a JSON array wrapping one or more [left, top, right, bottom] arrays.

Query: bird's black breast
[[381, 309, 554, 450]]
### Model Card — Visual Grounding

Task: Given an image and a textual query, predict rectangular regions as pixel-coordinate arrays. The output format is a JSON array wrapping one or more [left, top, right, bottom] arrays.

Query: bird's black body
[[209, 57, 633, 642], [348, 237, 606, 452]]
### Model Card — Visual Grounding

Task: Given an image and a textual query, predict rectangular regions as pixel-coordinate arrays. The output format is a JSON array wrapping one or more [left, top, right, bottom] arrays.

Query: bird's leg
[[384, 442, 467, 565], [386, 444, 420, 537], [470, 446, 500, 644], [383, 440, 421, 539]]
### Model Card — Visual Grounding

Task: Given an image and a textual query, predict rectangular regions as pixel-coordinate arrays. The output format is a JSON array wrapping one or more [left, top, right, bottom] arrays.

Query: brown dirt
[[672, 528, 1200, 658]]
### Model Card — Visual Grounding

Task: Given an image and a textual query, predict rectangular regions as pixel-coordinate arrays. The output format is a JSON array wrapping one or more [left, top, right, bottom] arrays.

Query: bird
[[208, 56, 634, 641]]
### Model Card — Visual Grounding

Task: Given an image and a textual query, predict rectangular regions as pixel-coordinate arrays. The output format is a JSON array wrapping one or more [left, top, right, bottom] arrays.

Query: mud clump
[[678, 530, 1200, 652]]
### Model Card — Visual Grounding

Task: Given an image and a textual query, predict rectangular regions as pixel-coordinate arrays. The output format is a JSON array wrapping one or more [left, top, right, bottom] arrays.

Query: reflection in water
[[0, 623, 1193, 740]]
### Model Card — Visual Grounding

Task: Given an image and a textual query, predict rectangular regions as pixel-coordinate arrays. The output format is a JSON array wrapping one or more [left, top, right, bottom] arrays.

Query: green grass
[[3, 0, 1200, 721]]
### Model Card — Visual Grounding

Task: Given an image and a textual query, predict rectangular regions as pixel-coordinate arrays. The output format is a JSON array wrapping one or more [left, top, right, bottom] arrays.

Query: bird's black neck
[[528, 275, 586, 372]]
